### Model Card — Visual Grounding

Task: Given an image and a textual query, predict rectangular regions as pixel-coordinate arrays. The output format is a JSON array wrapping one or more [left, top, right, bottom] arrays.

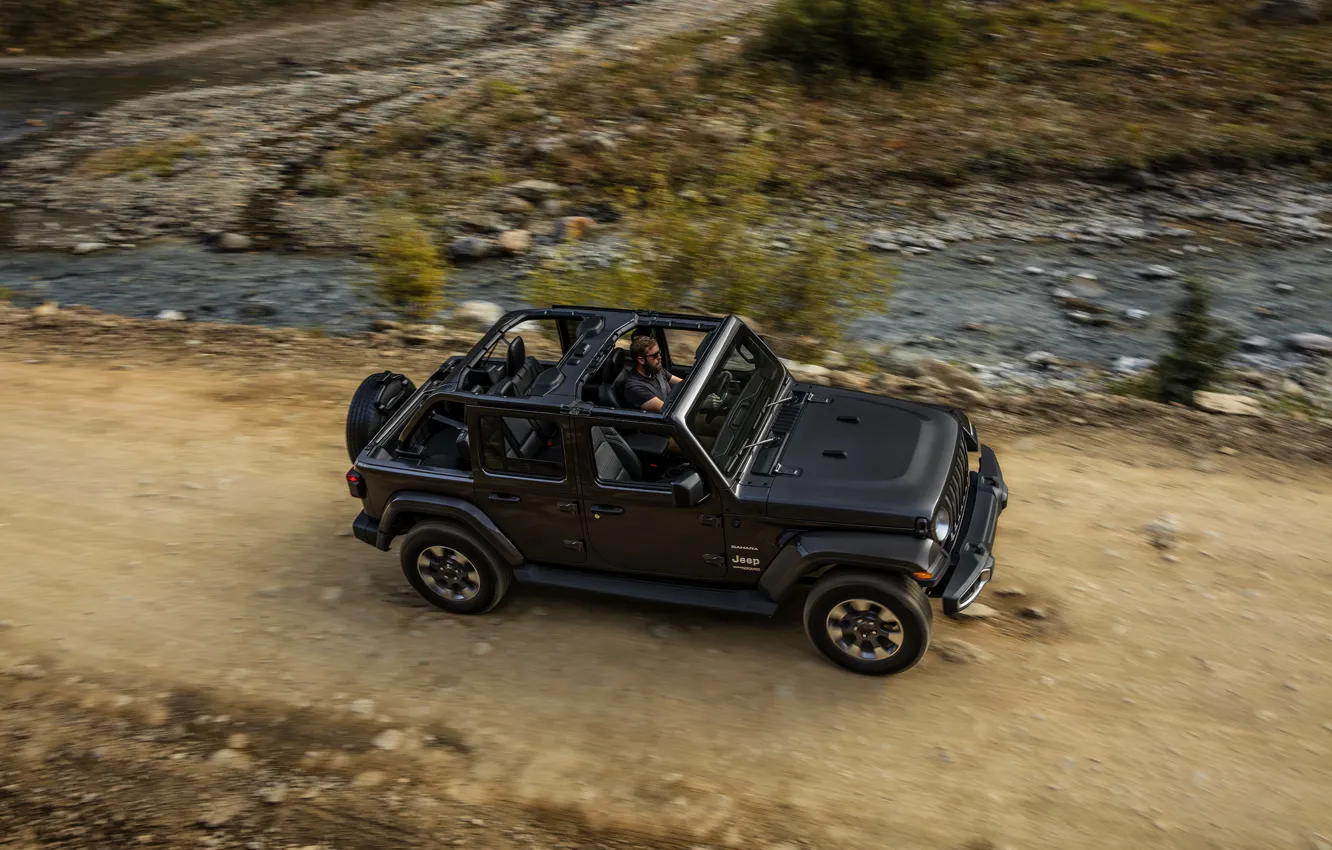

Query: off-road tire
[[346, 372, 415, 462], [803, 571, 932, 675], [399, 522, 510, 615]]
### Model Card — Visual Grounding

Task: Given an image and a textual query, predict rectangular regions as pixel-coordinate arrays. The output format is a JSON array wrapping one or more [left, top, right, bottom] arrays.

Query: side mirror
[[671, 470, 708, 508]]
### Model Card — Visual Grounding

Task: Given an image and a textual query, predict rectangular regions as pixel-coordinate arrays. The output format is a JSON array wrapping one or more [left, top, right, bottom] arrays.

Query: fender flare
[[375, 491, 524, 566], [758, 530, 947, 603]]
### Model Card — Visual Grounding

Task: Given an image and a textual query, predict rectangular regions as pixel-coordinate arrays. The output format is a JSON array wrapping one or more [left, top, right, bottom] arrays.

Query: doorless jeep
[[344, 307, 1007, 675]]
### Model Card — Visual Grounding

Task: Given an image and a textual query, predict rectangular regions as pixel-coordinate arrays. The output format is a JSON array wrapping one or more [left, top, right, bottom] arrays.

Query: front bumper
[[937, 445, 1008, 616]]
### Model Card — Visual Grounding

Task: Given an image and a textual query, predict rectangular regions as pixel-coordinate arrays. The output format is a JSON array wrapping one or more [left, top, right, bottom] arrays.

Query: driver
[[623, 335, 683, 412]]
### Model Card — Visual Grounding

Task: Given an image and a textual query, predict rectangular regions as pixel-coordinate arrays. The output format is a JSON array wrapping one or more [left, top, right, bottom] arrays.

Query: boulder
[[1286, 333, 1332, 356], [506, 180, 567, 202], [555, 216, 595, 242], [72, 242, 110, 255], [218, 233, 253, 252], [497, 195, 534, 214], [906, 359, 985, 393], [497, 229, 533, 255], [1194, 391, 1263, 416], [454, 300, 505, 327], [448, 236, 500, 262]]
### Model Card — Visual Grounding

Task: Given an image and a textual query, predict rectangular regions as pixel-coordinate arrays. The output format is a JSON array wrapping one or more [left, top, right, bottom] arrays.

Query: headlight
[[932, 506, 952, 543]]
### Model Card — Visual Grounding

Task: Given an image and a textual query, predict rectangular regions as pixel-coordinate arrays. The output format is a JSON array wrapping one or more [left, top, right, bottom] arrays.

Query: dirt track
[[3, 344, 1332, 850]]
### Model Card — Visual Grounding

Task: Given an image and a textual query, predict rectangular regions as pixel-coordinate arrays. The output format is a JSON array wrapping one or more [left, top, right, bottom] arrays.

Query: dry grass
[[329, 0, 1331, 204], [78, 135, 209, 178]]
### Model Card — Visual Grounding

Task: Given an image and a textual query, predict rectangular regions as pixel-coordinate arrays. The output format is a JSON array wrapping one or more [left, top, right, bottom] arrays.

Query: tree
[[1156, 277, 1234, 406]]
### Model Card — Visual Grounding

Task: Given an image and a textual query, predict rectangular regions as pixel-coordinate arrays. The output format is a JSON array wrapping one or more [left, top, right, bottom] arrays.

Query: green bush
[[758, 0, 960, 82], [525, 145, 889, 363], [369, 210, 447, 319], [1156, 277, 1234, 406]]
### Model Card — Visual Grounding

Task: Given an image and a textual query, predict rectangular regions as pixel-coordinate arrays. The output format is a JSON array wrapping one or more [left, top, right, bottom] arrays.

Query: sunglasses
[[644, 351, 662, 360]]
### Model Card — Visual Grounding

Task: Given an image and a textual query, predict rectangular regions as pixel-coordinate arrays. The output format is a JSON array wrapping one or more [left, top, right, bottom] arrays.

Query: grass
[[0, 287, 15, 303], [368, 209, 447, 319], [78, 135, 209, 178], [324, 0, 1331, 205]]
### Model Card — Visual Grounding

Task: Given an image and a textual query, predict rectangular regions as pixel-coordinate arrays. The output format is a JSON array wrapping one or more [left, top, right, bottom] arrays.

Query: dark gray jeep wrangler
[[345, 307, 1007, 675]]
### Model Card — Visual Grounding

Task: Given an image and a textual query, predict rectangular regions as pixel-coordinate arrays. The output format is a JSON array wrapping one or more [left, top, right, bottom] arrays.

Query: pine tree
[[1156, 277, 1234, 406]]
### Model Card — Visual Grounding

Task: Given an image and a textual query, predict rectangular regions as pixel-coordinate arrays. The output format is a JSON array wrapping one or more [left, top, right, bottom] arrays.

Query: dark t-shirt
[[623, 369, 672, 410]]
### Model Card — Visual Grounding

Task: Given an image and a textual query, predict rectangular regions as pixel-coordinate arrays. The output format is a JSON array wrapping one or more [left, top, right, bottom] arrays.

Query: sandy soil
[[2, 339, 1331, 850]]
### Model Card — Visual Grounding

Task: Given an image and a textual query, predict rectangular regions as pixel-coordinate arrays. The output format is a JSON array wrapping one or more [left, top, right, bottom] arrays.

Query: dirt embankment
[[2, 323, 1331, 850]]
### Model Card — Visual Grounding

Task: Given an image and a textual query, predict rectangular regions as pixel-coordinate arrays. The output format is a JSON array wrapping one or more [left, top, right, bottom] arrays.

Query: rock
[[1019, 606, 1049, 620], [1246, 0, 1324, 23], [454, 300, 504, 327], [1123, 308, 1151, 322], [698, 119, 745, 146], [33, 302, 60, 317], [72, 242, 109, 255], [1139, 264, 1178, 279], [954, 603, 1000, 620], [1075, 271, 1099, 282], [1194, 391, 1263, 416], [198, 799, 246, 829], [1287, 333, 1332, 356], [218, 233, 252, 252], [909, 359, 985, 393], [785, 361, 832, 385], [372, 319, 400, 332], [227, 733, 249, 750], [0, 620, 14, 629], [372, 729, 405, 751], [507, 180, 566, 202], [352, 770, 386, 787], [349, 698, 375, 716], [472, 641, 493, 657], [531, 136, 567, 157], [259, 784, 288, 805], [1113, 356, 1155, 375], [540, 198, 568, 216], [576, 131, 617, 152], [1274, 282, 1295, 294], [1281, 378, 1306, 398], [208, 748, 249, 768], [1254, 305, 1280, 319], [1025, 351, 1059, 369], [497, 196, 534, 214], [555, 216, 595, 242], [321, 587, 343, 602], [497, 229, 533, 255], [1024, 266, 1045, 275], [934, 639, 991, 664], [1067, 310, 1111, 326], [1241, 335, 1272, 351], [865, 230, 900, 252], [1145, 514, 1182, 549], [7, 663, 46, 680], [1053, 280, 1106, 309], [448, 236, 500, 262], [952, 387, 989, 408]]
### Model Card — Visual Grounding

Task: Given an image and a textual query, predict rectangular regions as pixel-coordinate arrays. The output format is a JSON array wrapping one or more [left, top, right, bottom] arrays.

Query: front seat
[[597, 349, 629, 408], [589, 426, 642, 482], [506, 335, 543, 395]]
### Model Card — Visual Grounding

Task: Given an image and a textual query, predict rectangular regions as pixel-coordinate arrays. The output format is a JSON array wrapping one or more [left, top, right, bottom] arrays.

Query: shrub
[[758, 0, 960, 82], [77, 135, 208, 178], [525, 145, 889, 362], [1156, 277, 1235, 406], [369, 210, 447, 319]]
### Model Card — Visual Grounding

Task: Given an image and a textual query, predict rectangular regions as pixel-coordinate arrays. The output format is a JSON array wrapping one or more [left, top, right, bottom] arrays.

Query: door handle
[[699, 515, 720, 527], [558, 501, 579, 514], [589, 505, 624, 517], [488, 493, 521, 503]]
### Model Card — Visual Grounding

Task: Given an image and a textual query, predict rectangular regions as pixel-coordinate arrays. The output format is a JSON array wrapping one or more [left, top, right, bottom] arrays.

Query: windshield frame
[[673, 319, 789, 482]]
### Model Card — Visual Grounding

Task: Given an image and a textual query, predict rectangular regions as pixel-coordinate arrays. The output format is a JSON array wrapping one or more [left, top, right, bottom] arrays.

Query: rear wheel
[[803, 571, 932, 675], [399, 522, 510, 614]]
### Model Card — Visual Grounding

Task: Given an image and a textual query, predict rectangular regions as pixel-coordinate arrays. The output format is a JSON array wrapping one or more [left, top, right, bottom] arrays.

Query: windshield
[[685, 329, 786, 477]]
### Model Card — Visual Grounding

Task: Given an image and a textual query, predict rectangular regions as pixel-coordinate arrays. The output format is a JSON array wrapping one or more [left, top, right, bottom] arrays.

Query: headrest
[[507, 336, 526, 375], [609, 347, 628, 373]]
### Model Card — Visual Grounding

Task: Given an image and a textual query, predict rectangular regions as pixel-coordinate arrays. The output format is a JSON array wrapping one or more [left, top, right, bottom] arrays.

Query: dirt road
[[3, 348, 1331, 850]]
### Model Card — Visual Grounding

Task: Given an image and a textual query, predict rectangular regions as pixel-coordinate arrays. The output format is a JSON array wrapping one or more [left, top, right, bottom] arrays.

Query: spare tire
[[346, 371, 417, 462]]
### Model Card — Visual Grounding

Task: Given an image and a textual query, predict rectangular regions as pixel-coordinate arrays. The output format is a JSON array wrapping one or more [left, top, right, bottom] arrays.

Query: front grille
[[938, 431, 970, 551]]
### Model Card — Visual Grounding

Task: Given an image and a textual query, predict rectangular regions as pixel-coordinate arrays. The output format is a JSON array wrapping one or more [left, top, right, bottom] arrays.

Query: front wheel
[[399, 522, 510, 614], [803, 571, 932, 675]]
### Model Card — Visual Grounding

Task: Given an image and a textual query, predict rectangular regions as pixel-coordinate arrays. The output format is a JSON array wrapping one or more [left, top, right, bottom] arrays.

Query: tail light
[[346, 469, 366, 499]]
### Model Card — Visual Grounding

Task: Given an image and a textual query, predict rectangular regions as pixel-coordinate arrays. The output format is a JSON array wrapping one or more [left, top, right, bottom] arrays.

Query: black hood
[[764, 386, 961, 529]]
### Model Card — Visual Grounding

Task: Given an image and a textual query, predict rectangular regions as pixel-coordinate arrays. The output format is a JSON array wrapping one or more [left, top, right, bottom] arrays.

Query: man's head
[[630, 334, 662, 375]]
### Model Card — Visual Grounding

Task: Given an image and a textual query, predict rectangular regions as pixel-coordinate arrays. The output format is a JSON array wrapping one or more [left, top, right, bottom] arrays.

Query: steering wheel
[[701, 370, 733, 424]]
